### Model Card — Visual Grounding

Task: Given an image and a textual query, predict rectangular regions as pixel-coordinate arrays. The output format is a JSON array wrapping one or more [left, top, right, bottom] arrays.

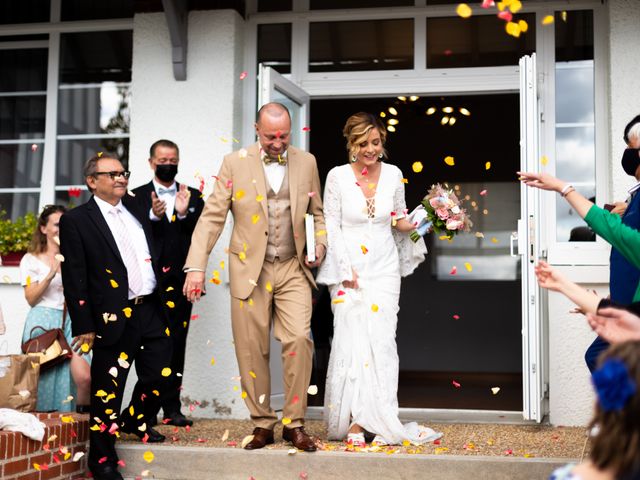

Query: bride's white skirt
[[323, 286, 442, 445]]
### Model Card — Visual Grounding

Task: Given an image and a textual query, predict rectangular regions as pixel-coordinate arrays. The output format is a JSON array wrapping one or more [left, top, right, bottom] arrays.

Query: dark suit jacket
[[59, 194, 167, 347], [131, 182, 204, 306]]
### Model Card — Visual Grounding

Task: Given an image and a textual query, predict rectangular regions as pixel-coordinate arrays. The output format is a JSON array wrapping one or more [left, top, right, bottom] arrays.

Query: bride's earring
[[351, 155, 357, 163], [378, 153, 384, 159]]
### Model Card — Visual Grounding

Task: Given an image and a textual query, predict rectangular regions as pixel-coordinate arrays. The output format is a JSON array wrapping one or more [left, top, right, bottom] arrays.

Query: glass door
[[519, 53, 548, 422], [258, 64, 311, 410]]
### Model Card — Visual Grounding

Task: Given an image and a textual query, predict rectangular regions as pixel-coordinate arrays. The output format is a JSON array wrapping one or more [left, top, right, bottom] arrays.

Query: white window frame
[[243, 0, 609, 268], [0, 0, 133, 213]]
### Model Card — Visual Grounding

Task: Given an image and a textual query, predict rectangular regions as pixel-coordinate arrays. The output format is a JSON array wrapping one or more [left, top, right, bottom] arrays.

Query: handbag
[[21, 304, 72, 371], [0, 341, 40, 412]]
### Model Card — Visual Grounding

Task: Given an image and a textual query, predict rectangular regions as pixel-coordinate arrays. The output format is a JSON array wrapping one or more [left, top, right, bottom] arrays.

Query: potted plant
[[0, 211, 37, 266]]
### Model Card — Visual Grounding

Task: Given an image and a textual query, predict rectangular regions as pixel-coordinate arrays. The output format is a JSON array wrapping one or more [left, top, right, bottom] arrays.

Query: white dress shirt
[[260, 145, 288, 193], [152, 179, 177, 221], [94, 195, 157, 298]]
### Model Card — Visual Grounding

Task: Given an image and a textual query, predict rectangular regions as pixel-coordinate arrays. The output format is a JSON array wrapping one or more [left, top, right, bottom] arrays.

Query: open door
[[258, 64, 311, 411], [518, 53, 548, 422], [258, 64, 310, 151]]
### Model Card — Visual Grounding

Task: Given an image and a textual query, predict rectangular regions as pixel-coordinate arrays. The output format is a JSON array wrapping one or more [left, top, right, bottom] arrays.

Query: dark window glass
[[0, 0, 50, 24], [59, 31, 133, 84], [555, 10, 593, 62], [257, 23, 292, 74], [0, 144, 44, 188], [56, 138, 129, 185], [0, 34, 48, 42], [58, 85, 130, 135], [61, 0, 133, 21], [0, 49, 48, 92], [257, 0, 292, 12], [0, 96, 46, 140], [0, 192, 40, 221], [310, 0, 413, 9], [55, 189, 91, 210], [427, 14, 535, 68], [309, 19, 413, 72]]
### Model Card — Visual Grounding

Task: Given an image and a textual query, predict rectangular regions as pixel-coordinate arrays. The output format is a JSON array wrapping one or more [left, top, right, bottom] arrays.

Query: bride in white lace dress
[[316, 112, 442, 446]]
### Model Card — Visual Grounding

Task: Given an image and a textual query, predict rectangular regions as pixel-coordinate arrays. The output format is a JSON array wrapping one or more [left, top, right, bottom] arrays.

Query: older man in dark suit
[[133, 139, 204, 427], [60, 154, 173, 480]]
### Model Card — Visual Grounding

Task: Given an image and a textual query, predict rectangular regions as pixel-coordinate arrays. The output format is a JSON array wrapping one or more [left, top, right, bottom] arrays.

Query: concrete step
[[117, 444, 572, 480]]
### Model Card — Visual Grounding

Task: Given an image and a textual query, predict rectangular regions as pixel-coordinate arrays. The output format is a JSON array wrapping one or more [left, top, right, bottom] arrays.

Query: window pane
[[257, 0, 292, 12], [555, 10, 593, 62], [257, 23, 292, 75], [56, 138, 129, 185], [555, 127, 595, 242], [0, 49, 48, 92], [55, 189, 92, 210], [0, 1, 49, 24], [0, 192, 40, 221], [555, 63, 594, 124], [61, 0, 133, 21], [58, 85, 130, 135], [60, 31, 133, 84], [310, 19, 413, 72], [0, 144, 44, 188], [427, 14, 535, 68], [0, 96, 46, 140], [310, 0, 413, 9]]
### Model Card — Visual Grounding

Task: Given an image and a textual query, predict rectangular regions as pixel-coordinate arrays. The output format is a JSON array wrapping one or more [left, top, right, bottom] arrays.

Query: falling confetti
[[491, 387, 501, 395], [251, 214, 260, 224], [485, 162, 491, 170], [464, 262, 473, 272], [249, 371, 257, 378], [444, 156, 455, 166], [161, 368, 172, 377], [452, 380, 461, 388], [475, 232, 485, 238], [541, 155, 549, 166], [542, 15, 554, 25], [480, 189, 487, 196], [453, 314, 460, 320], [81, 343, 90, 353], [282, 417, 292, 426], [259, 394, 266, 404], [360, 245, 369, 255], [307, 385, 318, 395], [371, 304, 379, 312], [109, 279, 119, 288], [411, 162, 423, 173], [450, 266, 457, 275], [456, 3, 472, 18], [239, 71, 248, 80], [302, 126, 311, 132], [31, 144, 38, 152], [497, 10, 513, 22], [401, 178, 409, 184], [122, 307, 132, 318]]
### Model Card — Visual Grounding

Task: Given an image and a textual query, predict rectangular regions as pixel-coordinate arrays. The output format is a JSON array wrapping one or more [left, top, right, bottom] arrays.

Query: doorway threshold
[[306, 406, 536, 425]]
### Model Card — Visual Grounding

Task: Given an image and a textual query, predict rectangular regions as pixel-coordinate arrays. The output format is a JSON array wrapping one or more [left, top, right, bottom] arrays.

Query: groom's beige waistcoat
[[184, 142, 327, 299]]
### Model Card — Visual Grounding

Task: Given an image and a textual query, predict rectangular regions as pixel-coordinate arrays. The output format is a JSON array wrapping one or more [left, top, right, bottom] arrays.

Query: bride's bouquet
[[408, 183, 472, 242]]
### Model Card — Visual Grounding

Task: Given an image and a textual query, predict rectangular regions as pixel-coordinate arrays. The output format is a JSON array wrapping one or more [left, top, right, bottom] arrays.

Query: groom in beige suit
[[183, 103, 326, 451]]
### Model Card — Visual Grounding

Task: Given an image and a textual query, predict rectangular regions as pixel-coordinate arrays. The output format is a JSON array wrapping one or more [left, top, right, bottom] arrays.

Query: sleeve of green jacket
[[584, 204, 640, 269]]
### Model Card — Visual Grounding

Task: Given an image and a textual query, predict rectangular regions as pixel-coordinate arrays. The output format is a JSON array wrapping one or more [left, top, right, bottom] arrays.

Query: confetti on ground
[[282, 418, 292, 426], [412, 162, 423, 173], [444, 156, 455, 166], [241, 435, 254, 448], [143, 451, 154, 463]]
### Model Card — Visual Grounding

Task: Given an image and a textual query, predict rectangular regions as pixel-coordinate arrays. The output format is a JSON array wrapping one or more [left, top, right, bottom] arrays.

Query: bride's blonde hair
[[343, 112, 387, 161]]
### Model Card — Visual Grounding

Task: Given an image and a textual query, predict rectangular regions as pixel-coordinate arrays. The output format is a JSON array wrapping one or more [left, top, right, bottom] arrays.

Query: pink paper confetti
[[453, 314, 460, 320], [239, 71, 248, 80], [361, 167, 368, 176], [497, 10, 513, 21], [117, 460, 126, 467], [162, 266, 170, 273], [79, 300, 85, 306], [480, 189, 488, 196], [481, 0, 494, 7], [452, 380, 461, 388], [308, 191, 316, 197], [450, 266, 457, 275], [302, 126, 311, 132], [98, 456, 108, 464], [31, 144, 38, 152], [225, 179, 233, 189]]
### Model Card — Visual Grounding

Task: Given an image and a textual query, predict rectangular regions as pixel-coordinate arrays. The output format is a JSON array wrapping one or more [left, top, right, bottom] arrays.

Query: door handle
[[510, 231, 519, 257]]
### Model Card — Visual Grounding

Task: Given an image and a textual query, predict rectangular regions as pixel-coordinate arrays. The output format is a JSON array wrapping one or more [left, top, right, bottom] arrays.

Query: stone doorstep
[[117, 444, 575, 480]]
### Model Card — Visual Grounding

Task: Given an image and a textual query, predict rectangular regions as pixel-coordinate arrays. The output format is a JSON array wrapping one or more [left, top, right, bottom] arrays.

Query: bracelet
[[560, 184, 574, 197]]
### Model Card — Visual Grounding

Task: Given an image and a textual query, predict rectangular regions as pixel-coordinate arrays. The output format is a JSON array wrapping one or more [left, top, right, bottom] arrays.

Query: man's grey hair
[[83, 152, 120, 191]]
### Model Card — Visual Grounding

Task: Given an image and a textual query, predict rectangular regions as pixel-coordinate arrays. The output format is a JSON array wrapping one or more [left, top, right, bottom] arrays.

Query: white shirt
[[260, 146, 287, 194], [20, 253, 64, 310], [628, 181, 640, 198], [151, 179, 177, 221], [94, 195, 157, 298]]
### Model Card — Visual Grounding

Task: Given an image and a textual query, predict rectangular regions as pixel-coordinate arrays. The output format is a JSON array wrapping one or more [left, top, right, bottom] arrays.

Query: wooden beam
[[162, 0, 188, 80]]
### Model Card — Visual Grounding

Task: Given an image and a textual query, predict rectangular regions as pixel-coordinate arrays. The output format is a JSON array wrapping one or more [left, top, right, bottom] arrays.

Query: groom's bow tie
[[157, 186, 176, 195], [261, 151, 288, 166]]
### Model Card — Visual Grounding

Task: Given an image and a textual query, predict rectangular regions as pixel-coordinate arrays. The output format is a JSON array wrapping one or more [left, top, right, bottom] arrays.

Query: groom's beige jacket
[[184, 142, 327, 299]]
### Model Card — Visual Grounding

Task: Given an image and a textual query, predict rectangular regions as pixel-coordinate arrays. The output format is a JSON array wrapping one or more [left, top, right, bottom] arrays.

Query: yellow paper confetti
[[541, 155, 549, 166], [166, 301, 175, 308], [238, 252, 246, 261], [402, 440, 411, 447], [81, 343, 90, 353], [510, 0, 522, 13], [95, 390, 107, 397], [26, 276, 31, 286], [332, 298, 344, 304], [256, 194, 264, 202], [120, 352, 129, 360], [518, 19, 528, 32], [236, 190, 245, 200], [165, 327, 171, 336], [109, 279, 119, 288], [60, 415, 75, 423], [371, 304, 379, 312], [282, 417, 292, 426], [249, 370, 257, 378], [166, 286, 174, 292], [210, 357, 215, 365], [411, 161, 423, 173], [122, 307, 132, 318], [464, 262, 473, 272], [252, 214, 260, 224], [491, 237, 499, 244], [266, 281, 273, 292], [316, 230, 327, 237], [401, 178, 409, 184], [485, 161, 491, 170], [143, 451, 154, 463], [220, 260, 225, 269], [542, 15, 554, 25], [444, 156, 455, 166], [241, 391, 247, 399], [456, 3, 472, 18], [161, 367, 172, 377], [506, 21, 521, 38]]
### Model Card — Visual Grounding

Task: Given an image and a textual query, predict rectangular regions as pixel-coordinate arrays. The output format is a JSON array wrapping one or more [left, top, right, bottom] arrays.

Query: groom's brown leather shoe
[[283, 426, 317, 452], [244, 427, 274, 450]]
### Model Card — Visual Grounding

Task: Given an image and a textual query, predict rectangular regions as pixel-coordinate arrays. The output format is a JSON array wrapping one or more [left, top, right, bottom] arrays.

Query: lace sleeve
[[390, 167, 428, 277], [316, 169, 353, 286]]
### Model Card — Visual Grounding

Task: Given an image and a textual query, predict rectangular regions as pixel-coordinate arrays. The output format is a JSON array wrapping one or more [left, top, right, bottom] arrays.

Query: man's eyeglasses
[[93, 171, 131, 180]]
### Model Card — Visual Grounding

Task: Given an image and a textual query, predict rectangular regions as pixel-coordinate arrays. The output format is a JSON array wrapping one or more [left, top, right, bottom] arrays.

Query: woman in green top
[[518, 169, 640, 303]]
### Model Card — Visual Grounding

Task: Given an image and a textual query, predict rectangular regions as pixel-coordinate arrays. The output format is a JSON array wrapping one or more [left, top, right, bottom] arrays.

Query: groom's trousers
[[230, 256, 313, 430]]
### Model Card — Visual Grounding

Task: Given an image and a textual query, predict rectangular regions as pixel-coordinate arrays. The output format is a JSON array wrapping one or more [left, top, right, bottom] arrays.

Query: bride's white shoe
[[346, 432, 366, 448]]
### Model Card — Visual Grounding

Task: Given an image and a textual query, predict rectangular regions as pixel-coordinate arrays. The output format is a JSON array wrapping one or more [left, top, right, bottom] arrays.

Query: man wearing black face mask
[[132, 139, 204, 428], [584, 117, 640, 372]]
